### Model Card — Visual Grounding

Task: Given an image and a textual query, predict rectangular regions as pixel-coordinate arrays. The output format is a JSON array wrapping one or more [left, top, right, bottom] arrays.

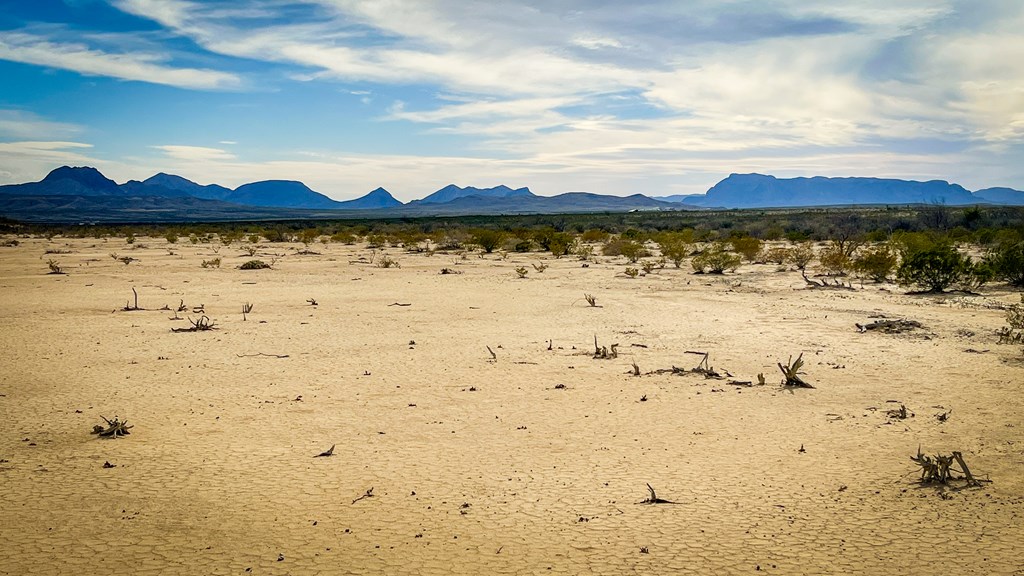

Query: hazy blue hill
[[138, 173, 233, 200], [692, 173, 978, 208], [227, 180, 344, 209], [396, 191, 677, 215], [336, 187, 403, 209], [974, 187, 1024, 205], [414, 184, 535, 204], [654, 194, 707, 204], [0, 166, 126, 196]]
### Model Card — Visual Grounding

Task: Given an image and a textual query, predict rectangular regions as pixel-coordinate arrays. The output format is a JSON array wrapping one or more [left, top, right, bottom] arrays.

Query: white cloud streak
[[0, 30, 241, 90]]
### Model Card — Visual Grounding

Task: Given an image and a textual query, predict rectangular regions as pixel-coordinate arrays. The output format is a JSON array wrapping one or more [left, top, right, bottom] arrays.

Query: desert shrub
[[895, 245, 976, 292], [581, 229, 610, 243], [297, 228, 320, 246], [624, 267, 639, 278], [471, 229, 504, 253], [786, 244, 815, 270], [620, 240, 649, 263], [573, 243, 594, 261], [201, 258, 221, 268], [240, 260, 271, 270], [691, 244, 741, 274], [376, 255, 400, 268], [601, 237, 626, 257], [657, 234, 690, 268], [331, 231, 357, 244], [998, 295, 1024, 345], [818, 241, 853, 275], [852, 245, 897, 282], [165, 233, 178, 244], [984, 241, 1024, 286], [515, 266, 528, 278], [762, 246, 789, 265], [729, 236, 762, 263], [46, 259, 63, 274], [548, 234, 575, 257]]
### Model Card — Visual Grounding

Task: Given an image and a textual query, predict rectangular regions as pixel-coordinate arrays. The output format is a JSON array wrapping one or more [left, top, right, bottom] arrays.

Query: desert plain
[[1, 235, 1022, 575]]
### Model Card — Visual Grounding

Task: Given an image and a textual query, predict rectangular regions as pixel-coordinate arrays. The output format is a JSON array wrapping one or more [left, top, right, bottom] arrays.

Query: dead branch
[[352, 487, 374, 504], [486, 346, 497, 362], [171, 315, 217, 332], [639, 483, 676, 504], [91, 416, 132, 438], [779, 353, 813, 388], [314, 444, 335, 458], [856, 319, 923, 333], [236, 352, 289, 358], [388, 302, 412, 306], [911, 446, 985, 487], [122, 287, 142, 311], [802, 270, 855, 290]]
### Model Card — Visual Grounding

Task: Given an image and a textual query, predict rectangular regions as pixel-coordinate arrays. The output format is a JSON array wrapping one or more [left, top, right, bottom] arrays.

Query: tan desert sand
[[1, 236, 1023, 575]]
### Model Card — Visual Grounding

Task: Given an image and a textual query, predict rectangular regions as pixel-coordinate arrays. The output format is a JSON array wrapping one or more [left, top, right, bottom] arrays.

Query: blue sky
[[1, 0, 1021, 201]]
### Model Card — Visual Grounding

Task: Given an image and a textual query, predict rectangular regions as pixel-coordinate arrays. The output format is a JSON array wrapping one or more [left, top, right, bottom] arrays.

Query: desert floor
[[1, 236, 1022, 575]]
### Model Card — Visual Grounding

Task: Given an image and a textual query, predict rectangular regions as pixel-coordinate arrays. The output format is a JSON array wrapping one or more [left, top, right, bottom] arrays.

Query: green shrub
[[729, 236, 762, 262], [852, 245, 897, 282], [201, 257, 221, 268], [895, 245, 975, 292], [657, 234, 690, 268], [762, 246, 789, 265], [692, 244, 741, 274], [984, 241, 1024, 286], [471, 229, 504, 253], [240, 260, 271, 270], [619, 240, 649, 263], [785, 244, 814, 270]]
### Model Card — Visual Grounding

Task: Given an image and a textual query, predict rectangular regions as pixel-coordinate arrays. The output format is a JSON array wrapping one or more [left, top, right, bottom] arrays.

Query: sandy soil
[[1, 236, 1022, 575]]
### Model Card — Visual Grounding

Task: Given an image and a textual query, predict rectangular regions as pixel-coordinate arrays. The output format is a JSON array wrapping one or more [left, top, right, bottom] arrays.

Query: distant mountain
[[394, 191, 676, 216], [226, 180, 344, 209], [135, 173, 233, 200], [654, 194, 707, 204], [0, 166, 126, 196], [669, 174, 980, 208], [974, 187, 1024, 206], [414, 184, 535, 204], [335, 187, 402, 209]]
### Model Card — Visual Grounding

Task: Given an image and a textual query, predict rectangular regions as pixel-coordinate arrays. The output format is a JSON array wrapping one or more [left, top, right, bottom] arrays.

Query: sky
[[0, 0, 1022, 202]]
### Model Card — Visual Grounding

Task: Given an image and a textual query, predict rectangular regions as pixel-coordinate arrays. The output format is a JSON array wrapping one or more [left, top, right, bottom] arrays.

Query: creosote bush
[[895, 245, 976, 292], [691, 244, 741, 274], [984, 241, 1024, 286], [786, 244, 815, 270], [729, 236, 762, 263], [852, 245, 897, 282]]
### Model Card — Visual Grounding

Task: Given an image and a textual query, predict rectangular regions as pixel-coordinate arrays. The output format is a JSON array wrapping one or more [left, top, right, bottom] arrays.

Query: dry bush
[[201, 257, 221, 268], [239, 260, 271, 270]]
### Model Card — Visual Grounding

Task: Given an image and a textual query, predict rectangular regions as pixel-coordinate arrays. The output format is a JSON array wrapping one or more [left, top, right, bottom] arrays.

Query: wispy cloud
[[152, 144, 236, 161], [0, 29, 241, 90], [0, 109, 83, 140]]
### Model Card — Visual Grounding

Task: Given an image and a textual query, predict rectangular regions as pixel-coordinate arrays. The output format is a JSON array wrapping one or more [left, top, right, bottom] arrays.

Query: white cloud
[[0, 110, 82, 140], [152, 145, 236, 161], [0, 30, 241, 90]]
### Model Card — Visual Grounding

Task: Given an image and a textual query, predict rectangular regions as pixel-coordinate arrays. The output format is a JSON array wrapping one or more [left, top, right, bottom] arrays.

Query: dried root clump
[[910, 447, 983, 488], [856, 319, 923, 333], [171, 315, 217, 332], [91, 416, 132, 438], [779, 353, 813, 388], [592, 335, 618, 359]]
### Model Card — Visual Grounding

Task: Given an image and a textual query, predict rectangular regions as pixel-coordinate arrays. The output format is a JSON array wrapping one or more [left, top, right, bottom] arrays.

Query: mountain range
[[0, 166, 1021, 223]]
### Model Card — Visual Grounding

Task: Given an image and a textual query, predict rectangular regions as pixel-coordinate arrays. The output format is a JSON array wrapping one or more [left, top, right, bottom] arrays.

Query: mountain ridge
[[1, 166, 1023, 223]]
